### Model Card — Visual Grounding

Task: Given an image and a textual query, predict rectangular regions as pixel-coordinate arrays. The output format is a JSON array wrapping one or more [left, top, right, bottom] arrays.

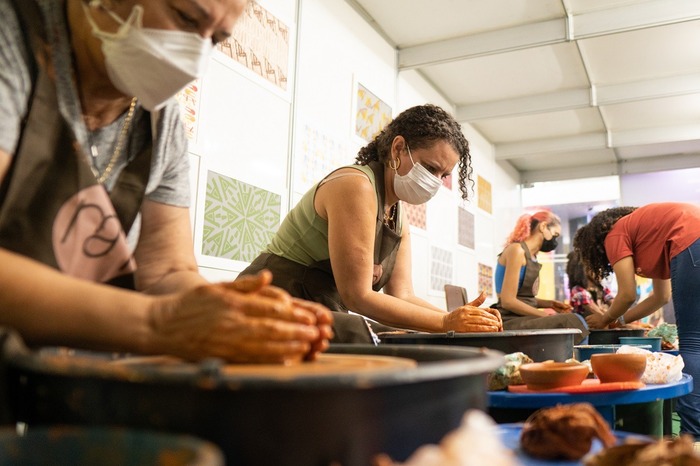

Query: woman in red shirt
[[574, 202, 700, 441]]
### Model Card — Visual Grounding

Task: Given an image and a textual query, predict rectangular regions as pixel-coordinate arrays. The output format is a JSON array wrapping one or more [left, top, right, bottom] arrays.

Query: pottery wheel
[[111, 353, 417, 377]]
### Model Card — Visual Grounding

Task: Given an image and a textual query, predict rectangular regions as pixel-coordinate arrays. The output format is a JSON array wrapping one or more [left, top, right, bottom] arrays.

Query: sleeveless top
[[267, 163, 403, 267], [238, 161, 404, 342], [493, 242, 541, 319]]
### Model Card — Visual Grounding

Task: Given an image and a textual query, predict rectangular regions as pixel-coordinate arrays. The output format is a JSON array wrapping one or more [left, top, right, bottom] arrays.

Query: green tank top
[[266, 164, 401, 265]]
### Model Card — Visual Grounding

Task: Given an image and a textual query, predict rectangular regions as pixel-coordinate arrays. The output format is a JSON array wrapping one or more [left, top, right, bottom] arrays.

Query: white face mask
[[393, 145, 443, 205], [83, 1, 214, 111]]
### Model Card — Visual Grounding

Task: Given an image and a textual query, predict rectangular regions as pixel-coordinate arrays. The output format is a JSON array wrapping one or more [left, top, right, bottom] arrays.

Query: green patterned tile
[[202, 171, 281, 262]]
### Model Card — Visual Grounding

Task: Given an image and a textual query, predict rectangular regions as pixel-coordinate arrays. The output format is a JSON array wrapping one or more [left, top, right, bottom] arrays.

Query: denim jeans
[[671, 238, 700, 439], [573, 313, 589, 345]]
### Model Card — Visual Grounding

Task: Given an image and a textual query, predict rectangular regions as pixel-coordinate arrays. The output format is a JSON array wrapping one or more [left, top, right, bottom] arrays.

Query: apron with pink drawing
[[0, 0, 151, 289]]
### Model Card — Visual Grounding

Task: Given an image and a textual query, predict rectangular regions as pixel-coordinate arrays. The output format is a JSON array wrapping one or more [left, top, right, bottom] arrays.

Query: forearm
[[0, 249, 154, 353], [501, 297, 547, 317], [599, 295, 636, 325], [620, 297, 664, 324], [136, 266, 207, 295], [133, 201, 206, 294], [536, 298, 554, 308], [343, 290, 445, 332], [398, 294, 446, 313], [582, 302, 605, 315]]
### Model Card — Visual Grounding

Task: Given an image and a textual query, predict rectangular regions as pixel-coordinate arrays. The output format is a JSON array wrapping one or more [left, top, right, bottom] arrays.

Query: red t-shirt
[[605, 203, 700, 279]]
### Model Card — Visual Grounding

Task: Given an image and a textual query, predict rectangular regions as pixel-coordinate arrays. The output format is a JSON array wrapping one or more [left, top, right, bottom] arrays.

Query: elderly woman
[[239, 104, 503, 342], [574, 203, 700, 443], [0, 0, 332, 363]]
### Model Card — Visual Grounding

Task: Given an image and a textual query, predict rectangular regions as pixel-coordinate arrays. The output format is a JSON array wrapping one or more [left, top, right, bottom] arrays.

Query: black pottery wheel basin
[[1, 331, 503, 466], [380, 329, 581, 362]]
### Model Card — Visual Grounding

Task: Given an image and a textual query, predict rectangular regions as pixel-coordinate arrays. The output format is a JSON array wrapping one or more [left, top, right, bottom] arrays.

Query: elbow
[[658, 290, 672, 305], [616, 295, 637, 310], [499, 296, 519, 311], [337, 286, 371, 312]]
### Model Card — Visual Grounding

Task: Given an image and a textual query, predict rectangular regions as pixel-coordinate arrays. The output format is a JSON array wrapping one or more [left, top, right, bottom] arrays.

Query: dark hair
[[355, 104, 473, 200], [566, 250, 588, 289], [573, 206, 637, 282]]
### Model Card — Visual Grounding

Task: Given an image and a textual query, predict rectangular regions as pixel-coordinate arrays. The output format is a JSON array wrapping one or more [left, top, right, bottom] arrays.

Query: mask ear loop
[[83, 1, 144, 39], [405, 144, 416, 165]]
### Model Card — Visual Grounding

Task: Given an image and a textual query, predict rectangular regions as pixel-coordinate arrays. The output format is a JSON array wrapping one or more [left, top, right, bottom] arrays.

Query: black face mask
[[540, 237, 558, 253]]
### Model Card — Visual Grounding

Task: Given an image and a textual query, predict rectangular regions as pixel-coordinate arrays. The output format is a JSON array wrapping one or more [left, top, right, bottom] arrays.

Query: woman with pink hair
[[491, 211, 589, 343]]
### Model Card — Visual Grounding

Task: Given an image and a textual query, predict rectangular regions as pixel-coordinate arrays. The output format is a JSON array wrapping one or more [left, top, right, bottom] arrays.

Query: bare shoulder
[[318, 167, 374, 197], [315, 167, 376, 219], [501, 242, 525, 263]]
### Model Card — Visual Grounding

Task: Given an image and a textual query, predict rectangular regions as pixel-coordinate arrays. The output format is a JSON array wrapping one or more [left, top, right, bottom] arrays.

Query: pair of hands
[[148, 270, 333, 364], [442, 291, 503, 333], [585, 313, 613, 330], [540, 300, 573, 316]]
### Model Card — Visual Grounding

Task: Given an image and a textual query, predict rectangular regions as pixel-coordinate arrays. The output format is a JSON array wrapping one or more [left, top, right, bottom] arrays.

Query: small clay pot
[[519, 362, 589, 390], [590, 353, 647, 383]]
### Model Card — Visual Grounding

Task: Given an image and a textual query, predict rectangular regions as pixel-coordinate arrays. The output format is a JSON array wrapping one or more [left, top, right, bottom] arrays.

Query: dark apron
[[493, 242, 589, 343], [239, 161, 402, 343], [0, 0, 152, 289]]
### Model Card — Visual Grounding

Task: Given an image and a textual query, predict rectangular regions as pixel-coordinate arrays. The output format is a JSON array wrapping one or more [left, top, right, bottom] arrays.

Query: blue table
[[488, 374, 693, 434], [497, 423, 651, 466]]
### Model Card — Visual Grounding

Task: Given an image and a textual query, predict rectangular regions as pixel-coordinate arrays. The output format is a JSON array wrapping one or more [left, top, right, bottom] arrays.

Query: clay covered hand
[[443, 291, 503, 333], [551, 300, 573, 313], [585, 312, 611, 330], [147, 270, 333, 364]]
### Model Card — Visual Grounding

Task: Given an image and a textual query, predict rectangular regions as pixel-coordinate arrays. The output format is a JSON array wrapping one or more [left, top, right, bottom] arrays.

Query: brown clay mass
[[584, 435, 700, 466], [520, 403, 616, 460]]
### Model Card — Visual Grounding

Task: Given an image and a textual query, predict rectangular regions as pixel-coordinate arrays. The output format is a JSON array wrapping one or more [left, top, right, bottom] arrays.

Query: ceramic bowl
[[590, 353, 647, 383], [619, 336, 662, 352], [519, 362, 589, 390]]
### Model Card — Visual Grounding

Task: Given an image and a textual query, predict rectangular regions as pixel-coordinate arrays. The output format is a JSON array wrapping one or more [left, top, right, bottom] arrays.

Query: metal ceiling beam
[[496, 124, 700, 159], [399, 19, 565, 70], [520, 152, 700, 184], [455, 72, 700, 121], [398, 0, 700, 70], [496, 133, 607, 159], [456, 89, 590, 121], [573, 0, 700, 38]]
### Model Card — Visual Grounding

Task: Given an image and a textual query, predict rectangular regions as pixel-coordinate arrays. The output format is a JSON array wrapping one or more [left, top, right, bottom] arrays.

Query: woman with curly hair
[[238, 104, 502, 342], [492, 212, 589, 343], [573, 203, 700, 441]]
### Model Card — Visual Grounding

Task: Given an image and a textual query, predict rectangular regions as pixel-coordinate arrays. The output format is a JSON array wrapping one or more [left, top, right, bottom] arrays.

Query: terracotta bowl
[[590, 353, 647, 383], [519, 362, 589, 390]]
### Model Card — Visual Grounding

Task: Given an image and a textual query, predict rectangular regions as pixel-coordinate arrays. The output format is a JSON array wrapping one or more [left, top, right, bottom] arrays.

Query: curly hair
[[503, 211, 560, 247], [355, 104, 473, 200], [573, 207, 637, 282]]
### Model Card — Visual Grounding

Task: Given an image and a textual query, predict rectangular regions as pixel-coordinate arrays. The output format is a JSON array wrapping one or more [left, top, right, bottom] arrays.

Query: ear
[[390, 136, 407, 157]]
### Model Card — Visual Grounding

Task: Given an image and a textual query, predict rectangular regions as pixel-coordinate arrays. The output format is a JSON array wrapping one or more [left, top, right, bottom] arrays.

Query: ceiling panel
[[617, 139, 700, 159], [474, 108, 605, 143], [347, 0, 700, 182], [508, 147, 617, 172], [579, 21, 700, 84], [349, 0, 564, 47], [423, 42, 589, 104], [601, 94, 700, 130]]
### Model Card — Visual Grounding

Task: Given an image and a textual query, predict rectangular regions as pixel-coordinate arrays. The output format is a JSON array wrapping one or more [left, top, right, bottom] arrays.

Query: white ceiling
[[345, 0, 700, 184]]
